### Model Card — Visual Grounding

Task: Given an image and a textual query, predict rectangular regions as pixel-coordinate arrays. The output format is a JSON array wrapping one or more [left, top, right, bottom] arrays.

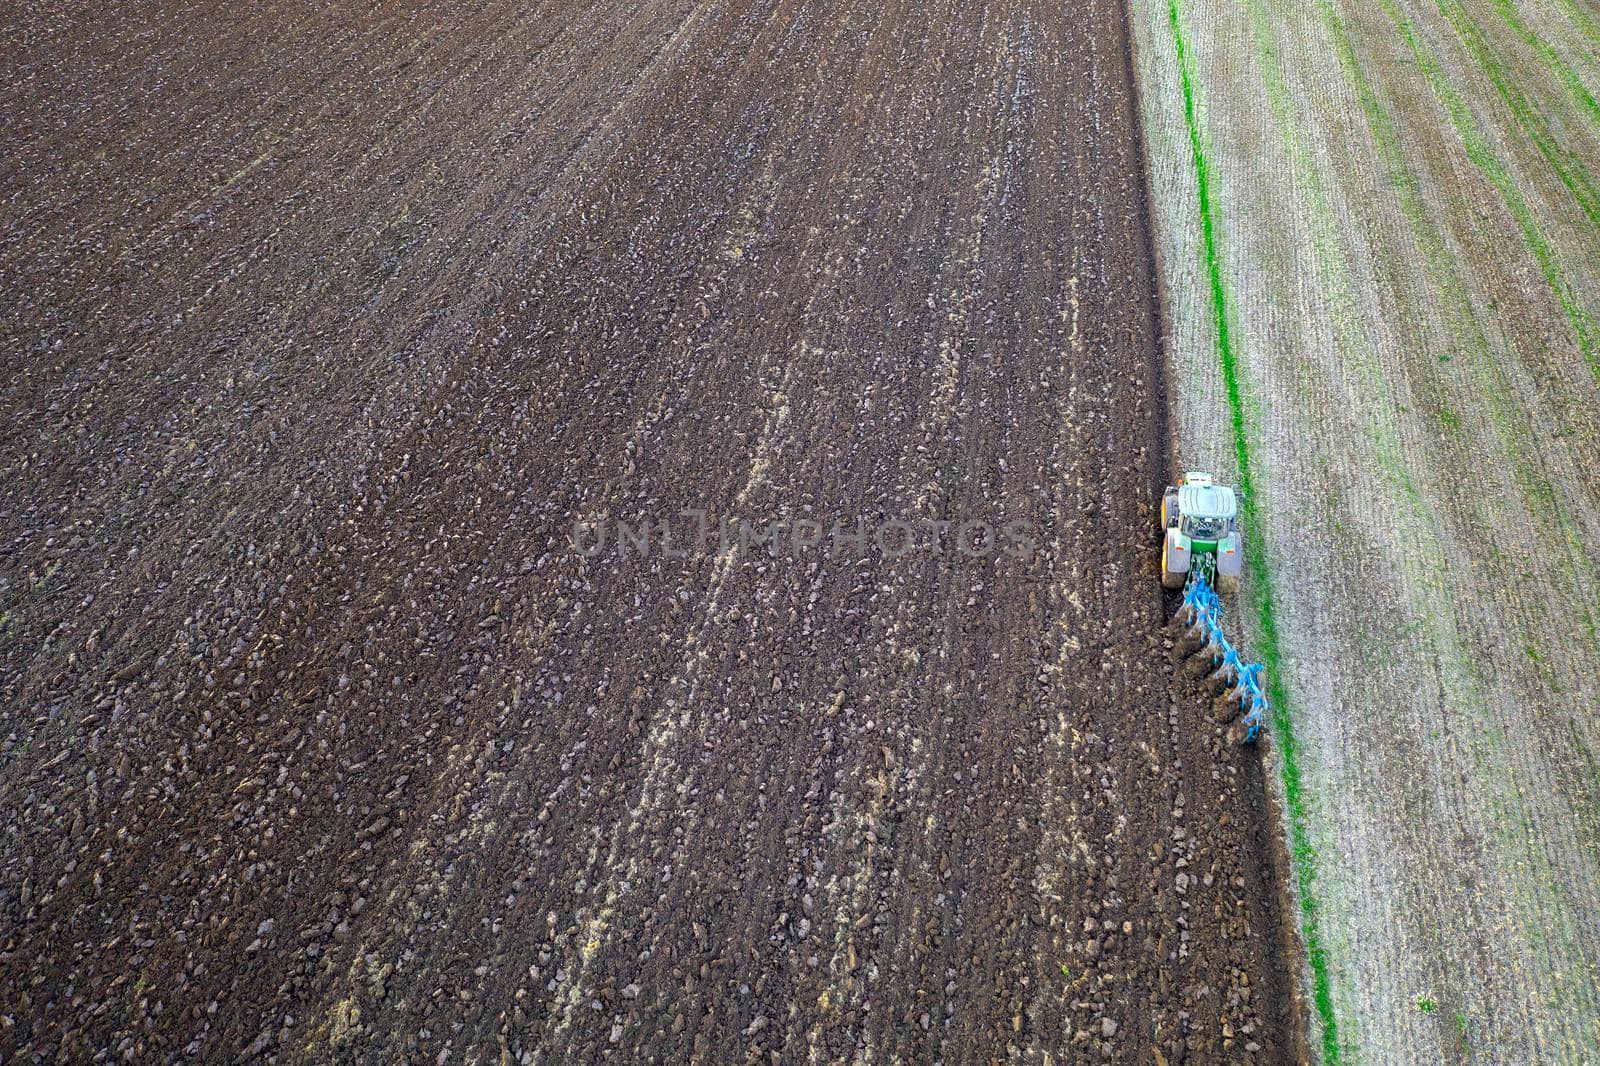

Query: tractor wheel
[[1216, 572, 1240, 596], [1161, 543, 1185, 590], [1160, 492, 1176, 533]]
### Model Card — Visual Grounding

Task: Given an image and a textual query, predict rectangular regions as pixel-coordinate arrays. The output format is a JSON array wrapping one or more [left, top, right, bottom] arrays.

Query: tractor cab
[[1160, 472, 1244, 591], [1175, 477, 1237, 547]]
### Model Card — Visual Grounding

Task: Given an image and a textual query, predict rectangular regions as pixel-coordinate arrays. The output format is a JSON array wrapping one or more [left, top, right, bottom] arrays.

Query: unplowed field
[[1133, 0, 1600, 1060], [2, 1, 1298, 1062]]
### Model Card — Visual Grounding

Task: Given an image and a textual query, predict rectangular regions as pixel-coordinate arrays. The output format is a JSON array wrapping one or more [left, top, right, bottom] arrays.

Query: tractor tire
[[1216, 572, 1240, 596], [1161, 543, 1185, 590]]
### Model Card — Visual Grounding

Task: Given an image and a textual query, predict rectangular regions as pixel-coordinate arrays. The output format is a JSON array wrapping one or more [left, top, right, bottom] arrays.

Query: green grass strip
[[1489, 0, 1600, 128], [1551, 0, 1600, 53], [1291, 0, 1600, 650], [1380, 0, 1600, 381], [1435, 0, 1600, 228], [1163, 1, 1342, 1061]]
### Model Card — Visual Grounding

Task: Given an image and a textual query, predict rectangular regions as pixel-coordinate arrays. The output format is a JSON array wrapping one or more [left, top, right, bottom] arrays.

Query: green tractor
[[1160, 472, 1243, 594]]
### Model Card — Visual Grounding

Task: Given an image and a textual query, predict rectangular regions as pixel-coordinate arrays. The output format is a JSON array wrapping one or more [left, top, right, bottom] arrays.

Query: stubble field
[[1131, 0, 1600, 1060]]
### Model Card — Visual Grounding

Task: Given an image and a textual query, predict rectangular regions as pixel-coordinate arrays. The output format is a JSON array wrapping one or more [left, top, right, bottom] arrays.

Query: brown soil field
[[2, 0, 1299, 1061]]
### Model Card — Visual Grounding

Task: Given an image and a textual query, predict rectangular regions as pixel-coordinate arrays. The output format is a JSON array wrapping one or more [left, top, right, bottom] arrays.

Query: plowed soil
[[2, 0, 1298, 1062]]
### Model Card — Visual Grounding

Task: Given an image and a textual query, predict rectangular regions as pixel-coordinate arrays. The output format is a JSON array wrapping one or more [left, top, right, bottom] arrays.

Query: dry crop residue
[[1132, 0, 1600, 1060]]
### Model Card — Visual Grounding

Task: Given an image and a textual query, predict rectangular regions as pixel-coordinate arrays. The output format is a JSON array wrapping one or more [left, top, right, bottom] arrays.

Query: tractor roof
[[1179, 481, 1237, 519]]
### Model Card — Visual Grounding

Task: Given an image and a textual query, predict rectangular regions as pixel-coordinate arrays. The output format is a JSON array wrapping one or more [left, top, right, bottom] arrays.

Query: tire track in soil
[[1, 0, 1301, 1062]]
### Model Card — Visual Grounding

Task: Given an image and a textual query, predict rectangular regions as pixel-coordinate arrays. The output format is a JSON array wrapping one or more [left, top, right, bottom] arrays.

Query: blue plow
[[1177, 557, 1267, 745]]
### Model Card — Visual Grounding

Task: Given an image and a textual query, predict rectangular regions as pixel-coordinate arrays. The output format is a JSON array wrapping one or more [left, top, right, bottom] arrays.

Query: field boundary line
[[1160, 0, 1342, 1060]]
